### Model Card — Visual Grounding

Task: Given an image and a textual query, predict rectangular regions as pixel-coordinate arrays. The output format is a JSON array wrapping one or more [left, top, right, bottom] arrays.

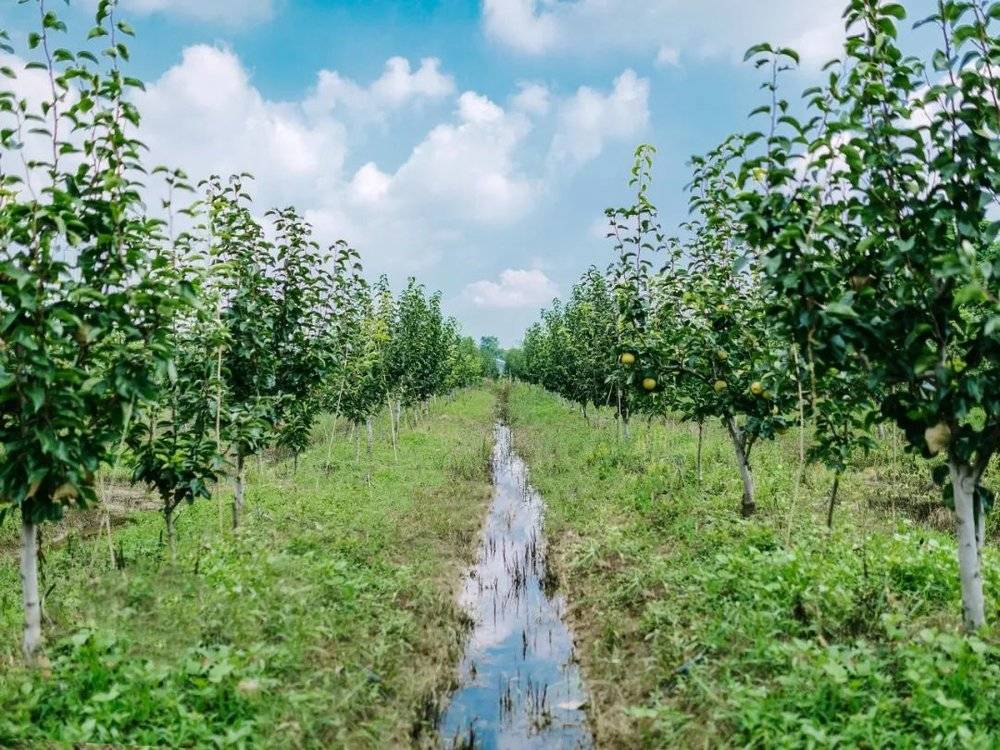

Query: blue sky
[[0, 0, 940, 345]]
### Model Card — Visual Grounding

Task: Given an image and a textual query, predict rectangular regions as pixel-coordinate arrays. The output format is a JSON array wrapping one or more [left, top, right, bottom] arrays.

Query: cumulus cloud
[[305, 57, 455, 122], [128, 43, 548, 277], [136, 45, 346, 209], [463, 269, 559, 309], [511, 82, 551, 115], [347, 91, 541, 225], [482, 0, 844, 67], [482, 0, 559, 54], [549, 69, 650, 167]]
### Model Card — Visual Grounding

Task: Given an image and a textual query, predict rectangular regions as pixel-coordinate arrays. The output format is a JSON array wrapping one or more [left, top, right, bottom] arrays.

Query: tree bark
[[164, 504, 176, 560], [726, 418, 755, 517], [696, 421, 704, 486], [232, 453, 245, 530], [366, 416, 374, 456], [825, 473, 841, 530], [387, 396, 398, 460], [950, 458, 985, 630], [325, 414, 339, 465], [21, 514, 42, 662]]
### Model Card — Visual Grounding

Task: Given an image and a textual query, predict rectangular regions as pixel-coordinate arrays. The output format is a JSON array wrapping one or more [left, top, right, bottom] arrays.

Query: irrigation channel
[[438, 423, 593, 749]]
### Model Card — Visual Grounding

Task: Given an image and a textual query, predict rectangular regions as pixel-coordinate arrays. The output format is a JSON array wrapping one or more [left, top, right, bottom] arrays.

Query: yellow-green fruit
[[714, 379, 728, 393], [752, 167, 767, 182], [620, 352, 636, 365], [763, 390, 773, 401], [74, 324, 90, 345], [715, 349, 728, 362], [750, 381, 764, 396], [642, 377, 657, 392], [924, 422, 952, 456]]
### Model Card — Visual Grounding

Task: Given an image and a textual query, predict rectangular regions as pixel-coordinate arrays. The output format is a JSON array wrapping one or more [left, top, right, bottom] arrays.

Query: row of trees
[[510, 0, 998, 630], [0, 1, 489, 662]]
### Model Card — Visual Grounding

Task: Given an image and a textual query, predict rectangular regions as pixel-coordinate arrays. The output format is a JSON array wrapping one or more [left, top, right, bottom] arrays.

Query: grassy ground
[[0, 388, 496, 748], [508, 383, 1000, 749]]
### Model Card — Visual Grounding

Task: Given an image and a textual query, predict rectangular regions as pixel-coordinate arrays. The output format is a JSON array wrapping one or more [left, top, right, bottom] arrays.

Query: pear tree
[[740, 0, 999, 627], [0, 1, 183, 660]]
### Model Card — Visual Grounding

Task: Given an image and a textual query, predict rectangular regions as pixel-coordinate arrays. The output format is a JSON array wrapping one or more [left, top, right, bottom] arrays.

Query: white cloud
[[305, 57, 455, 122], [549, 69, 650, 167], [482, 0, 559, 54], [131, 43, 546, 279], [482, 0, 844, 67], [136, 45, 346, 209], [348, 162, 391, 205], [343, 91, 541, 225], [655, 46, 680, 68], [463, 269, 559, 309], [511, 82, 551, 115]]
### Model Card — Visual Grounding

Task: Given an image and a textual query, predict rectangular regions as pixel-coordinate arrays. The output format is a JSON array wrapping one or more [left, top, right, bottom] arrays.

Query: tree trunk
[[726, 418, 755, 517], [975, 485, 986, 557], [21, 514, 42, 662], [825, 473, 841, 530], [164, 504, 176, 560], [387, 396, 398, 460], [696, 421, 704, 486], [325, 414, 339, 465], [366, 416, 373, 456], [950, 458, 985, 630], [232, 453, 245, 530]]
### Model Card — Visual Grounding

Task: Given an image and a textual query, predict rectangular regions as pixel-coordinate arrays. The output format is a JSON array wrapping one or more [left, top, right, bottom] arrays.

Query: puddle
[[438, 423, 593, 750]]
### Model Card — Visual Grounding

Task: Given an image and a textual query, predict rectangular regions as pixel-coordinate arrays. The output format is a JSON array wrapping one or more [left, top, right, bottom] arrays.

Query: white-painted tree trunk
[[21, 515, 42, 662], [366, 416, 373, 455], [232, 453, 245, 530], [726, 418, 755, 517], [976, 487, 986, 556], [950, 458, 985, 630]]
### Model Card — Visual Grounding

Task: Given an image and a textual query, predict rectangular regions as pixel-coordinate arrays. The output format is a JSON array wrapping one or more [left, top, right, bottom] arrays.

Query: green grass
[[508, 383, 1000, 749], [0, 388, 496, 748]]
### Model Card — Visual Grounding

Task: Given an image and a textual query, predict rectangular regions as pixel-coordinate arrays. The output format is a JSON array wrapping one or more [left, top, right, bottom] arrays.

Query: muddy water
[[438, 423, 593, 750]]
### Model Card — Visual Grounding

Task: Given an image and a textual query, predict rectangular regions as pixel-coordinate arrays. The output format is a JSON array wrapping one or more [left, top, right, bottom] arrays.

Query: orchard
[[0, 0, 998, 747], [0, 0, 491, 666], [513, 0, 998, 634]]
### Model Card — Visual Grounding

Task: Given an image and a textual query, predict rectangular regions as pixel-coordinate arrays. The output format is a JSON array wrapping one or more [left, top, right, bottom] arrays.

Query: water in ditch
[[438, 423, 593, 750]]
